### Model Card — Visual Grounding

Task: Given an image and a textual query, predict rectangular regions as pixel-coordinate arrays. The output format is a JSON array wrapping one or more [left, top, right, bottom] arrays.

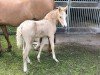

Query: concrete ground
[[56, 33, 100, 46], [33, 33, 100, 50]]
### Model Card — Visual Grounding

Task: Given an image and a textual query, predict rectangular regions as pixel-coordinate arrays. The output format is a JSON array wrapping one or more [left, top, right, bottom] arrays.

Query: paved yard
[[38, 33, 100, 50], [56, 33, 100, 46]]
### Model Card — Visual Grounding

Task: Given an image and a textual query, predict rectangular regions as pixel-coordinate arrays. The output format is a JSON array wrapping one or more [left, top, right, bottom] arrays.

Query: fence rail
[[55, 0, 99, 2], [55, 0, 100, 34]]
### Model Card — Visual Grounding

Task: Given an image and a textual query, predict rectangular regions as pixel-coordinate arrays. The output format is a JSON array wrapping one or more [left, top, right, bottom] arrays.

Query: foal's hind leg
[[1, 26, 12, 52], [23, 41, 31, 64], [23, 44, 32, 72], [23, 39, 32, 72], [34, 38, 41, 51], [37, 38, 45, 62]]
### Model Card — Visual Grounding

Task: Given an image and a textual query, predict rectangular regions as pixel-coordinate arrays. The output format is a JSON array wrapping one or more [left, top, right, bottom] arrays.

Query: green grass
[[0, 35, 100, 75]]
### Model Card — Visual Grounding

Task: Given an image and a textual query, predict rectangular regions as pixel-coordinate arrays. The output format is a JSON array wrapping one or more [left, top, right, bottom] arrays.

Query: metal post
[[66, 0, 71, 34]]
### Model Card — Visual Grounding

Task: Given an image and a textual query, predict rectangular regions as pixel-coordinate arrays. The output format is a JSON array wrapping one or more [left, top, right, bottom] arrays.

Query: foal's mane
[[44, 9, 58, 20]]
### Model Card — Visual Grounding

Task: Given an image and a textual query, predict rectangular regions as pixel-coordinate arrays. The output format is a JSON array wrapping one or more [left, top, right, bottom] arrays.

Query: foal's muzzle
[[63, 25, 67, 28]]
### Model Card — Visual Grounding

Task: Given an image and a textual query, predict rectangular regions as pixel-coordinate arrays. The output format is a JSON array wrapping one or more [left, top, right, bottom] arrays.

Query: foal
[[16, 6, 67, 72]]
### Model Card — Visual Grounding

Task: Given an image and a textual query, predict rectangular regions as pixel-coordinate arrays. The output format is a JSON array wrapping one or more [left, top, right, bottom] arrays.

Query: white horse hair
[[16, 6, 67, 72]]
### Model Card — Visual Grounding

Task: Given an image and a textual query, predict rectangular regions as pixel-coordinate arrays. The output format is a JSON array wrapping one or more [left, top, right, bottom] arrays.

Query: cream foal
[[16, 6, 67, 72]]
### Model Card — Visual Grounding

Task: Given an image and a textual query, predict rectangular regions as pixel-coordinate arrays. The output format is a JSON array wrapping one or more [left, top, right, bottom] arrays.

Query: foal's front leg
[[49, 35, 59, 62]]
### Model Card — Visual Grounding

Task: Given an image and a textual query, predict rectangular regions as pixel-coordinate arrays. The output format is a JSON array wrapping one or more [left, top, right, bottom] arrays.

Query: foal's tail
[[16, 25, 23, 49]]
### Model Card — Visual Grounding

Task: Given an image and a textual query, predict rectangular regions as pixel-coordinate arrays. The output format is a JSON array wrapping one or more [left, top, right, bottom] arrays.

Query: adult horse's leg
[[54, 34, 56, 43], [1, 26, 12, 52], [0, 41, 3, 53], [48, 37, 52, 52]]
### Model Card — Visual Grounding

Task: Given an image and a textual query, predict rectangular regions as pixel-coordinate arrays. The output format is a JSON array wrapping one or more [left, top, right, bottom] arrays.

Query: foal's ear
[[64, 6, 68, 11], [58, 6, 62, 12]]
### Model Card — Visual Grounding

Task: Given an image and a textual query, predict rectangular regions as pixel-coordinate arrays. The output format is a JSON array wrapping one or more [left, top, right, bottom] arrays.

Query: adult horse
[[0, 0, 54, 52]]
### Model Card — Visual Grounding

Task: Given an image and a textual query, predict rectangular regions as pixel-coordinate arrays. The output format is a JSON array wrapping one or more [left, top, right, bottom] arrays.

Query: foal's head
[[57, 6, 68, 27]]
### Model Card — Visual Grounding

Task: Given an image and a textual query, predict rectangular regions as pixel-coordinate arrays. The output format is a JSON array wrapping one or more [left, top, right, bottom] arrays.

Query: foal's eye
[[60, 16, 62, 18]]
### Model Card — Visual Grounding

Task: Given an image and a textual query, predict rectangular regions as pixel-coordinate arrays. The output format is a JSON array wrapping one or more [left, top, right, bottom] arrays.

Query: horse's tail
[[16, 25, 23, 49]]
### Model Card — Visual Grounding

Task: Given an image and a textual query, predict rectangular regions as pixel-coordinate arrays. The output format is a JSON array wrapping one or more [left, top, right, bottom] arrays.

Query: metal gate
[[55, 0, 100, 34]]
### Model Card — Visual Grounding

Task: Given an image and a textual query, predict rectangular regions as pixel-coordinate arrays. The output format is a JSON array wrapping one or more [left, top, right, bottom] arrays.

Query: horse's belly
[[34, 31, 48, 38], [34, 34, 47, 38], [0, 0, 54, 26]]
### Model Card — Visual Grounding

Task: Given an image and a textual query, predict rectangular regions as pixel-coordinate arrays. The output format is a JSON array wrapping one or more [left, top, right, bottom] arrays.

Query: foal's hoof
[[34, 47, 40, 51], [56, 60, 59, 63], [54, 59, 59, 63], [37, 58, 41, 62], [24, 70, 28, 73], [37, 55, 41, 62]]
